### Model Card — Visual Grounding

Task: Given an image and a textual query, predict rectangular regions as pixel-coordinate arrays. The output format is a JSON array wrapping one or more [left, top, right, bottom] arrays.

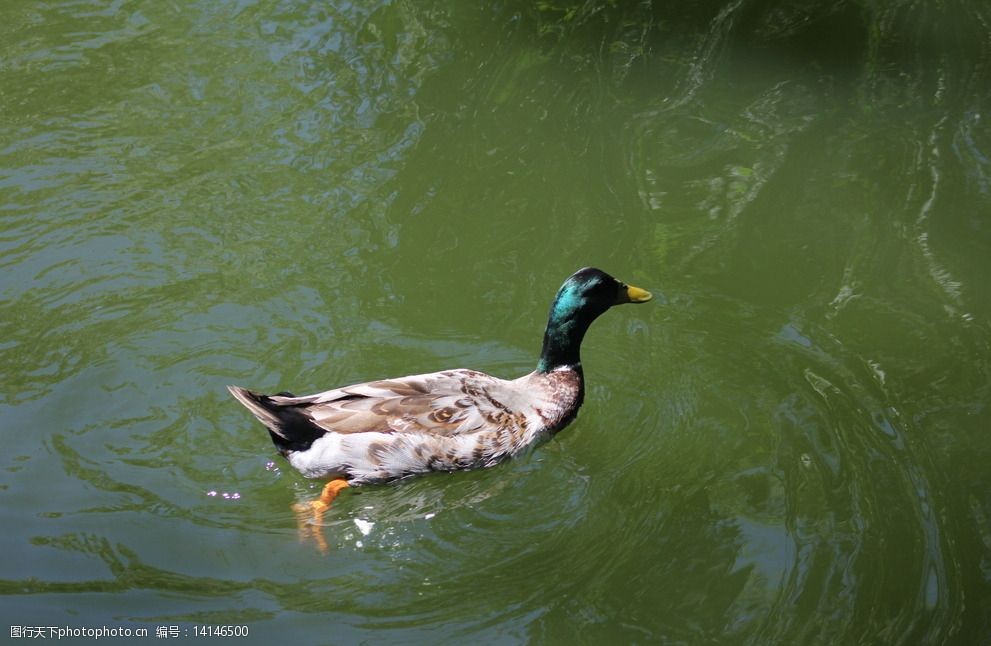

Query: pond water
[[2, 1, 989, 643]]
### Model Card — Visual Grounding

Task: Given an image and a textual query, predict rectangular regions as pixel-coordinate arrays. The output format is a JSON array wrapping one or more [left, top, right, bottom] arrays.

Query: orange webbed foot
[[292, 478, 350, 553]]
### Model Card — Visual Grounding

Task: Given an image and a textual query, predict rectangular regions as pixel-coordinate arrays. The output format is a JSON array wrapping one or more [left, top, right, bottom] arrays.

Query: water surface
[[1, 1, 990, 643]]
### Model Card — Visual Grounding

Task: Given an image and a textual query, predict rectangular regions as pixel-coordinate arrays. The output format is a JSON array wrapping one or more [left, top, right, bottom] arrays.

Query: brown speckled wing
[[291, 369, 509, 437]]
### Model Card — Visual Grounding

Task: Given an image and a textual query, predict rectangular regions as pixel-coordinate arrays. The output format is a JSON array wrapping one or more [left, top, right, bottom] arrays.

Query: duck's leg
[[292, 478, 350, 553]]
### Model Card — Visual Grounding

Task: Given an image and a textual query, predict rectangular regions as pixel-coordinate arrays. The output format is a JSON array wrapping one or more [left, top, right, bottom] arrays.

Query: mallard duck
[[229, 267, 651, 548]]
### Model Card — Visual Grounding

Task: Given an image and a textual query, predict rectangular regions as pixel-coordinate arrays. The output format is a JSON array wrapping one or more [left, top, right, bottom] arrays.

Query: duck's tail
[[227, 385, 325, 455]]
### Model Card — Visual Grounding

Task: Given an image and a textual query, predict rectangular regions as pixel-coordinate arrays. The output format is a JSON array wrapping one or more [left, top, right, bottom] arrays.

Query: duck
[[229, 267, 651, 549]]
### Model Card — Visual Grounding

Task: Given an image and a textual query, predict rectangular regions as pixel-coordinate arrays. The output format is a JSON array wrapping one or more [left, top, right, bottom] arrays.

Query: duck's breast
[[513, 367, 584, 436]]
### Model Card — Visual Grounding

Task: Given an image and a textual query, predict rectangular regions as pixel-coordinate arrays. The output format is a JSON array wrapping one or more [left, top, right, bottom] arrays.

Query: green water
[[2, 0, 990, 643]]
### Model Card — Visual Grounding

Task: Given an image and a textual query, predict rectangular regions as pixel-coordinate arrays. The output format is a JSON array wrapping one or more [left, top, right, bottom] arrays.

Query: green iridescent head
[[536, 267, 652, 372]]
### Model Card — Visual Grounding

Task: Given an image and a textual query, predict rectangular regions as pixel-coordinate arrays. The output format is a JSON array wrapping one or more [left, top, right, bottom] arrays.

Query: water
[[2, 1, 989, 643]]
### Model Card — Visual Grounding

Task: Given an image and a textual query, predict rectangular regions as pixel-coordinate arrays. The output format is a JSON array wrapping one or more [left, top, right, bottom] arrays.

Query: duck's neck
[[536, 309, 596, 373]]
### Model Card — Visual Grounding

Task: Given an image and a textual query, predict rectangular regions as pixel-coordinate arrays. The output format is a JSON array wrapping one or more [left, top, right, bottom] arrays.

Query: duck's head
[[537, 267, 652, 372], [551, 267, 652, 316]]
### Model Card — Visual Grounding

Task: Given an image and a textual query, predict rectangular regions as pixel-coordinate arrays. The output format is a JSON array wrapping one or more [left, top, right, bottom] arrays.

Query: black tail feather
[[265, 401, 326, 455], [227, 385, 326, 455]]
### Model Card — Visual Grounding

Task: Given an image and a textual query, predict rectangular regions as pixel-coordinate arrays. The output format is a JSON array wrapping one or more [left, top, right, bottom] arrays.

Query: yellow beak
[[624, 284, 652, 303]]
